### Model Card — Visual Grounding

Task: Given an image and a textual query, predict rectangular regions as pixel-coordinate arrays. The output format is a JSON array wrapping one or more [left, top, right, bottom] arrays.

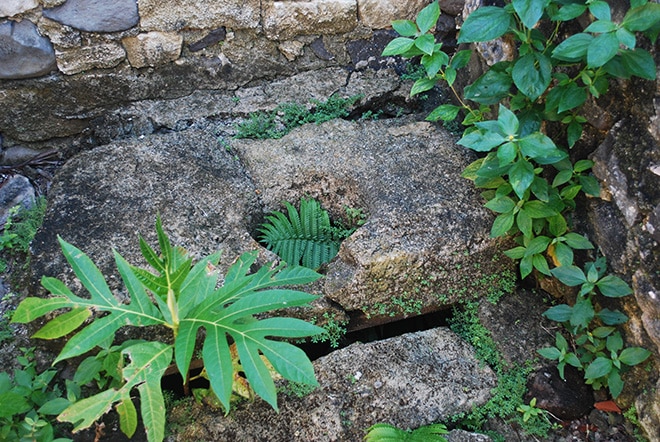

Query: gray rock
[[0, 20, 56, 79], [43, 0, 139, 33], [233, 117, 509, 319], [0, 0, 39, 17], [168, 327, 496, 441], [30, 129, 263, 297], [0, 175, 36, 226]]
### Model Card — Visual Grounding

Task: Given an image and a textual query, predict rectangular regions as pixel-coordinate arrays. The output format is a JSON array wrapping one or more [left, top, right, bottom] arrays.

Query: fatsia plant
[[12, 217, 324, 442]]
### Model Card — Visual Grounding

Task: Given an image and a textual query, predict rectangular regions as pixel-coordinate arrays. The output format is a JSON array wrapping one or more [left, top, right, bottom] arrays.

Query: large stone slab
[[233, 117, 512, 320], [168, 327, 496, 441], [263, 0, 358, 40], [0, 0, 38, 17]]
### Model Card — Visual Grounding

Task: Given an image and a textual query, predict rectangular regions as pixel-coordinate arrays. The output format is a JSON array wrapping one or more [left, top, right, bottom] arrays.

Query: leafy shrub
[[259, 198, 362, 269], [12, 217, 324, 442], [384, 0, 657, 400], [0, 197, 47, 272], [0, 347, 77, 442]]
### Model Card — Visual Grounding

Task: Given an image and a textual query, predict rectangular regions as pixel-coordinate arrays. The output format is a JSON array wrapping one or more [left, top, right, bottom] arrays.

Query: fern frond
[[258, 198, 341, 269]]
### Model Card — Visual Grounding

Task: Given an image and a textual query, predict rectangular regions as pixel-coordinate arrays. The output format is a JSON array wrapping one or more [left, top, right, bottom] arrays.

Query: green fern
[[364, 423, 449, 442], [259, 198, 342, 269]]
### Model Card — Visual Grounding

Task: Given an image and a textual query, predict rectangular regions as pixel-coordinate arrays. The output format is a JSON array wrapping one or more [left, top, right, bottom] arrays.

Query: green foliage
[[364, 422, 449, 442], [539, 258, 651, 398], [259, 198, 361, 269], [0, 347, 77, 442], [310, 312, 348, 348], [385, 0, 655, 400], [12, 217, 324, 442], [235, 94, 362, 139], [0, 197, 47, 272]]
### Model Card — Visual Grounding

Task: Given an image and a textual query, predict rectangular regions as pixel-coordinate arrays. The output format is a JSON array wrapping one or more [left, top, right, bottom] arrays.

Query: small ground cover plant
[[12, 217, 324, 442], [0, 197, 47, 273], [235, 94, 362, 139], [383, 0, 657, 405]]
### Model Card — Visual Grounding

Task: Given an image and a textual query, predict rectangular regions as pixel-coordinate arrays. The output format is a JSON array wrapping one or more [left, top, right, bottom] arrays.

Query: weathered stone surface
[[37, 17, 82, 49], [0, 0, 38, 17], [137, 0, 261, 32], [278, 39, 305, 61], [526, 365, 593, 420], [357, 0, 428, 29], [123, 32, 183, 68], [0, 175, 35, 225], [43, 0, 139, 33], [0, 19, 56, 79], [55, 42, 126, 75], [30, 129, 262, 295], [263, 0, 357, 40], [233, 117, 510, 318], [168, 328, 496, 441]]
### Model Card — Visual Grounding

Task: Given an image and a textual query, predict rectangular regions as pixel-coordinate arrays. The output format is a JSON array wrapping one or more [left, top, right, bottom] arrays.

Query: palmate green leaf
[[458, 6, 512, 43], [31, 307, 90, 339], [58, 341, 172, 442], [14, 239, 165, 364]]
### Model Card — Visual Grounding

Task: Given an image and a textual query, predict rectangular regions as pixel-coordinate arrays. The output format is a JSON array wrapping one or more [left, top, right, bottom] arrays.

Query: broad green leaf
[[537, 347, 561, 360], [548, 214, 568, 237], [519, 133, 566, 164], [524, 236, 551, 256], [12, 292, 73, 324], [458, 7, 512, 43], [543, 304, 572, 322], [520, 255, 534, 279], [458, 129, 507, 152], [416, 1, 441, 34], [382, 37, 416, 56], [517, 208, 533, 237], [606, 332, 623, 353], [553, 241, 573, 267], [73, 357, 104, 385], [497, 105, 519, 136], [450, 50, 472, 70], [564, 232, 593, 249], [415, 34, 436, 56], [32, 307, 90, 339], [623, 3, 660, 32], [570, 298, 595, 329], [552, 33, 593, 62], [559, 83, 587, 113], [574, 159, 593, 173], [38, 398, 71, 416], [116, 399, 138, 439], [513, 0, 548, 28], [567, 120, 583, 147], [491, 211, 515, 237], [485, 196, 516, 213], [464, 70, 512, 104], [444, 65, 457, 86], [533, 254, 551, 275], [426, 104, 460, 122], [587, 32, 619, 67], [620, 49, 656, 80], [608, 370, 624, 398], [411, 77, 437, 96], [585, 20, 617, 33], [618, 347, 652, 366], [552, 3, 587, 21], [512, 53, 552, 101], [616, 27, 637, 49], [504, 246, 526, 259], [579, 175, 600, 196], [422, 50, 449, 78], [597, 309, 628, 325], [523, 200, 558, 218], [588, 1, 611, 20], [553, 169, 573, 187], [585, 356, 612, 379], [497, 142, 518, 166], [0, 392, 31, 418], [509, 159, 535, 198], [597, 275, 632, 298], [550, 265, 587, 286], [392, 20, 418, 37]]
